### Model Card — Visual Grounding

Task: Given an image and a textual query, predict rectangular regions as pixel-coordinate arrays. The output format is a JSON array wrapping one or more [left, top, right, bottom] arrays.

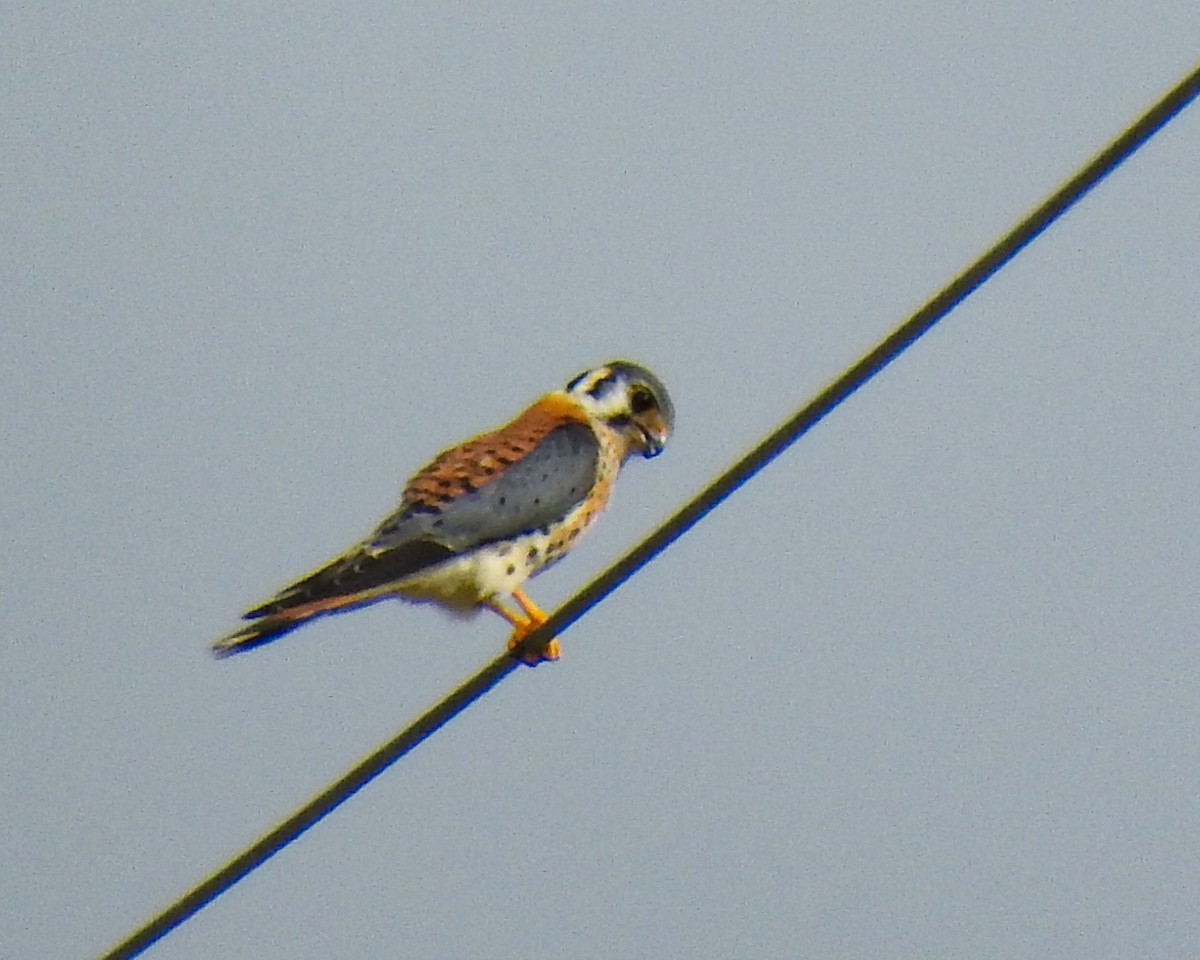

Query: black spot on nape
[[586, 373, 616, 399]]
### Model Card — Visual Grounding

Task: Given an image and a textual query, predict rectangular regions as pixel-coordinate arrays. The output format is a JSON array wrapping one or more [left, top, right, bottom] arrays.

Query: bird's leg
[[510, 586, 548, 623], [484, 590, 559, 665], [510, 587, 559, 664]]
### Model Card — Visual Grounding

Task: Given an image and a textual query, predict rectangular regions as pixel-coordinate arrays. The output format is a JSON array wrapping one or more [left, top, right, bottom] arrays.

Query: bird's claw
[[506, 624, 560, 665]]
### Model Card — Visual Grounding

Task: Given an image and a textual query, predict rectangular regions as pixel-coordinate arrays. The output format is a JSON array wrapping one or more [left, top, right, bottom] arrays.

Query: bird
[[211, 360, 674, 664]]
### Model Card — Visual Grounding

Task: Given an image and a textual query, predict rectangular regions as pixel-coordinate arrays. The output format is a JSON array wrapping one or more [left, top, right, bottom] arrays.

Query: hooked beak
[[636, 412, 670, 458]]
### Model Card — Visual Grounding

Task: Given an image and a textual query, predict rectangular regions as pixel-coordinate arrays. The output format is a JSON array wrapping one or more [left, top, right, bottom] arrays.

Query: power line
[[97, 60, 1200, 960]]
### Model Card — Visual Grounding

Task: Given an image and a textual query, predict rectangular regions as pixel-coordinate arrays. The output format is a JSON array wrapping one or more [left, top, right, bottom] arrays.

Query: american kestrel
[[212, 360, 674, 664]]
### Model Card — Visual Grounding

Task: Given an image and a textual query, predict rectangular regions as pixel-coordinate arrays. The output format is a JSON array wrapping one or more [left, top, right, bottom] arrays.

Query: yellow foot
[[483, 595, 560, 666], [506, 626, 560, 666]]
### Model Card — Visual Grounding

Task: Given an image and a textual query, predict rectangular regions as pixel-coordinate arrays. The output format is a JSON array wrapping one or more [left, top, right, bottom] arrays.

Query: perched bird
[[212, 360, 674, 664]]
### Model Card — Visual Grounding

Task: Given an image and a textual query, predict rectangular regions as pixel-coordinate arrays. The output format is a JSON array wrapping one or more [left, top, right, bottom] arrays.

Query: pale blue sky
[[4, 3, 1200, 958]]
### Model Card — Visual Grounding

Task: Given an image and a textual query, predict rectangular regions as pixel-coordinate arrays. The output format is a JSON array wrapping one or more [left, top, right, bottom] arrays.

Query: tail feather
[[211, 614, 310, 658], [243, 541, 454, 619], [211, 591, 387, 658]]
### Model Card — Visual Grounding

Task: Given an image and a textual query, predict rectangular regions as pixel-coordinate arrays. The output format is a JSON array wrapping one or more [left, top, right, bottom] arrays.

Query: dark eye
[[629, 386, 656, 414]]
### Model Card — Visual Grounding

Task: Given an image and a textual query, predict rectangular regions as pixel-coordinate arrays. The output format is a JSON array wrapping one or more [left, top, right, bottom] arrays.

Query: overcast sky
[[5, 3, 1200, 958]]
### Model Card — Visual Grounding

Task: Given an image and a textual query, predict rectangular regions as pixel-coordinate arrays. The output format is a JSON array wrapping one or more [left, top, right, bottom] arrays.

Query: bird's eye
[[629, 386, 656, 414]]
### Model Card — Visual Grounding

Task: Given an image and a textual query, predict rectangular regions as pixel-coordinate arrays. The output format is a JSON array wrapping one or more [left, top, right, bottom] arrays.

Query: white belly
[[392, 527, 562, 612]]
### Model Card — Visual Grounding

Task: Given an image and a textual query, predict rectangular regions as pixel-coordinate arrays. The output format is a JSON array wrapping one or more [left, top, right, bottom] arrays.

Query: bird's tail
[[211, 613, 312, 658], [210, 589, 381, 658], [211, 545, 412, 658]]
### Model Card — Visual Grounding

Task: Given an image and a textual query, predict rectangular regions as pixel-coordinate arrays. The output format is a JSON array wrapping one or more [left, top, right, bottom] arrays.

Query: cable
[[97, 60, 1200, 960]]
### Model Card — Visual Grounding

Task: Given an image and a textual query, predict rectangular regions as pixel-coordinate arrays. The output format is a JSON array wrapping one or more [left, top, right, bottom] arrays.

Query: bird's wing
[[243, 407, 599, 619], [382, 415, 600, 554]]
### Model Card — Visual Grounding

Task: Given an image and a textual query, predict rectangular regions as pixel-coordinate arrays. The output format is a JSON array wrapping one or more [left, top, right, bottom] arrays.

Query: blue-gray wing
[[371, 421, 600, 553], [243, 422, 599, 617]]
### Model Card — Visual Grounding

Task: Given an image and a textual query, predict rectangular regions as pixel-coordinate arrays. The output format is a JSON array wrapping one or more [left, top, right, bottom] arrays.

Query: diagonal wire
[[97, 61, 1200, 960]]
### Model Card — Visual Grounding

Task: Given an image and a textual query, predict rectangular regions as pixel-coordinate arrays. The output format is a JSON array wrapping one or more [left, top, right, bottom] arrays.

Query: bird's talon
[[506, 628, 560, 666]]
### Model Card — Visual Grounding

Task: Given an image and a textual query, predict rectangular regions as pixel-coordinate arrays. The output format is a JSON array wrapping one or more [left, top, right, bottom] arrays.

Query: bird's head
[[565, 360, 675, 460]]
